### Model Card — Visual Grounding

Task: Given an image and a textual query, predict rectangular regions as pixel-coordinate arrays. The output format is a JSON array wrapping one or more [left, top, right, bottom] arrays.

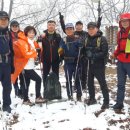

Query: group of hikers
[[0, 10, 130, 114]]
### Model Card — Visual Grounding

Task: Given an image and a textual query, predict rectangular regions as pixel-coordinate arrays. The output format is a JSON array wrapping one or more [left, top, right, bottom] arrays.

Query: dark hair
[[75, 21, 83, 25], [47, 20, 56, 24], [24, 26, 37, 36]]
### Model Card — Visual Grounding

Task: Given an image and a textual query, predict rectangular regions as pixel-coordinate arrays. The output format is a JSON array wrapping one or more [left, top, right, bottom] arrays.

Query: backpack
[[85, 36, 108, 64], [44, 72, 62, 100], [0, 32, 10, 55]]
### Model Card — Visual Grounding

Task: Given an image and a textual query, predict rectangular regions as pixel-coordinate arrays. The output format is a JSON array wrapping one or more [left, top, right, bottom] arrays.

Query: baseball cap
[[0, 11, 9, 19], [65, 23, 74, 29], [87, 22, 98, 29], [10, 20, 19, 27]]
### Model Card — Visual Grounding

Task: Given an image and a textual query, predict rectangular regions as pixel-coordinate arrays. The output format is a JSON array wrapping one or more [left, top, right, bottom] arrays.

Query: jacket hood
[[119, 13, 130, 29]]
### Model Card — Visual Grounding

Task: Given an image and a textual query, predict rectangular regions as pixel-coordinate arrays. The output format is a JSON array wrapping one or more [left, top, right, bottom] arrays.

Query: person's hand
[[58, 48, 64, 55], [59, 12, 64, 19]]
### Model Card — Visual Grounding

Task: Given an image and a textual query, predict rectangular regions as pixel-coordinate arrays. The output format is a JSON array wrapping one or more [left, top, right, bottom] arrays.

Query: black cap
[[87, 22, 97, 29], [75, 21, 83, 25], [0, 11, 9, 19], [10, 20, 19, 27]]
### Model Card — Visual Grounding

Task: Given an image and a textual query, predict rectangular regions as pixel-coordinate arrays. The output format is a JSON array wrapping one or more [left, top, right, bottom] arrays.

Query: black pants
[[80, 57, 88, 90], [13, 73, 24, 95], [0, 63, 12, 107], [88, 66, 109, 104], [43, 62, 59, 97], [22, 69, 41, 101]]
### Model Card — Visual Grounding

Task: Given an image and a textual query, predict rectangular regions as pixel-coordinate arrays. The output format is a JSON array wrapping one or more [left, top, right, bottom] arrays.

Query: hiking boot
[[87, 99, 97, 105], [77, 96, 82, 102], [101, 103, 109, 109], [35, 96, 46, 104], [3, 106, 12, 113], [23, 99, 35, 106], [113, 103, 124, 110], [68, 96, 73, 101]]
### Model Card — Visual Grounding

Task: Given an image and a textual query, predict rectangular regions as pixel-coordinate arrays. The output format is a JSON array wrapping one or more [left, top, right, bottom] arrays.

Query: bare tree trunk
[[0, 0, 4, 11], [8, 0, 13, 19]]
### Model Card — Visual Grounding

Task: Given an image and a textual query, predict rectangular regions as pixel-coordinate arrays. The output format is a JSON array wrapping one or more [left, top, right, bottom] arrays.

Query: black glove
[[59, 12, 64, 19], [11, 64, 15, 74]]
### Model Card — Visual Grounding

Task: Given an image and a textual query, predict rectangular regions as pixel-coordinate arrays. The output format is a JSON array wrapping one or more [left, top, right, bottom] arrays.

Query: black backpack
[[44, 72, 62, 100], [0, 32, 10, 55]]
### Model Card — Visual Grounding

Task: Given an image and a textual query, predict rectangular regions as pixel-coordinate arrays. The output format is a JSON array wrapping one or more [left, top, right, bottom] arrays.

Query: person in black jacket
[[74, 21, 88, 92], [0, 11, 14, 113], [84, 22, 109, 109], [38, 20, 61, 98]]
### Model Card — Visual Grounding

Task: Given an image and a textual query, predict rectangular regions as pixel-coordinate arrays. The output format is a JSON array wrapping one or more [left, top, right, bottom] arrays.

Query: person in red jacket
[[112, 13, 130, 110]]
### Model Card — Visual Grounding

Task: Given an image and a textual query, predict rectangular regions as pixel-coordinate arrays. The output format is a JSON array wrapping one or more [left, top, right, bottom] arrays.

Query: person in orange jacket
[[10, 20, 24, 98], [12, 26, 46, 106]]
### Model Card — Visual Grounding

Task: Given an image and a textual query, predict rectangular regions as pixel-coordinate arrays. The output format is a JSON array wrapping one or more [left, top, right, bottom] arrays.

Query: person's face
[[0, 17, 9, 28], [65, 27, 74, 36], [121, 19, 130, 29], [27, 30, 35, 40], [11, 25, 19, 33], [75, 24, 83, 31], [88, 27, 98, 36], [47, 22, 56, 32]]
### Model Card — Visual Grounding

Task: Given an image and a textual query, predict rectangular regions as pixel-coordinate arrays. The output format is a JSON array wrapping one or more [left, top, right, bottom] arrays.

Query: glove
[[58, 48, 64, 56], [11, 64, 15, 74], [97, 16, 102, 29], [59, 12, 64, 19]]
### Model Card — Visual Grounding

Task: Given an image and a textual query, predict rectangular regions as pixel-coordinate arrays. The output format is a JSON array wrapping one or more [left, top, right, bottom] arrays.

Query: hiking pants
[[22, 69, 41, 101], [88, 66, 109, 104], [116, 61, 130, 105], [64, 63, 82, 98], [80, 57, 88, 90], [0, 63, 12, 108]]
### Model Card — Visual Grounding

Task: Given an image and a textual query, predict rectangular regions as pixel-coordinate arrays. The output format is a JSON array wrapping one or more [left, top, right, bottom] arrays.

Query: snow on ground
[[0, 64, 130, 130]]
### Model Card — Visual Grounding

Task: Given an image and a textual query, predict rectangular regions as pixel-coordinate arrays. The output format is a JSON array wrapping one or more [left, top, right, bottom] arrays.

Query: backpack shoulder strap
[[84, 37, 101, 47], [63, 37, 67, 44], [96, 37, 101, 48]]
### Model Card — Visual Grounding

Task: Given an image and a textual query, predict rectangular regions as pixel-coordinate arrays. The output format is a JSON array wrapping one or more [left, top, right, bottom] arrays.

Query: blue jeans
[[116, 61, 130, 105]]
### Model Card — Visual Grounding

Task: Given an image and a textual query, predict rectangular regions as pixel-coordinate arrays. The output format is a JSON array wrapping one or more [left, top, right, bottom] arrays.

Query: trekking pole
[[66, 68, 72, 100], [84, 59, 89, 114], [74, 47, 82, 84]]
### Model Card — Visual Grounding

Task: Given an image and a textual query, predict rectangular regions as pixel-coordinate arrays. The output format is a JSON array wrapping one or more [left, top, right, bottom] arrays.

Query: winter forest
[[1, 0, 130, 31], [0, 0, 130, 130]]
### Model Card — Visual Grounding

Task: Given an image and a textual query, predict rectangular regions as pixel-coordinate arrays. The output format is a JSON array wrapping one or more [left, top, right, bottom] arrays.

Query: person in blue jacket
[[58, 23, 82, 101], [0, 11, 14, 113]]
